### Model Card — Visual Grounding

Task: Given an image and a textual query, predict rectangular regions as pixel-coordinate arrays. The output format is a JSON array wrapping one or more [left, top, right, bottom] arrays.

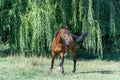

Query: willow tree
[[0, 0, 22, 53], [81, 0, 103, 58], [19, 0, 55, 56], [0, 0, 120, 58], [109, 0, 116, 47]]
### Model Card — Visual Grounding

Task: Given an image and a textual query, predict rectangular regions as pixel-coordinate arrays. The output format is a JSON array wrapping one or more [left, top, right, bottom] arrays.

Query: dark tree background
[[0, 0, 120, 59]]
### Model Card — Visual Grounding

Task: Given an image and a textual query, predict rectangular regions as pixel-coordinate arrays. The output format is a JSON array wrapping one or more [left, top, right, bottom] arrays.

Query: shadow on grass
[[65, 70, 119, 75], [78, 70, 116, 74]]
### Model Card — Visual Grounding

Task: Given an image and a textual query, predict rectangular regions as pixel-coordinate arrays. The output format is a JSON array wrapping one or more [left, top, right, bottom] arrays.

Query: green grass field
[[0, 56, 120, 80]]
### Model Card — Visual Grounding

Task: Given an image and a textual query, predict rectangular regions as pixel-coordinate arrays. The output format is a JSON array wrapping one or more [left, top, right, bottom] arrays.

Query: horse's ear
[[61, 25, 68, 29]]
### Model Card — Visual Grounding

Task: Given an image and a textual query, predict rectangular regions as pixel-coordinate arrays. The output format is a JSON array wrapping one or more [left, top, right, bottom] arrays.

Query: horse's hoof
[[72, 69, 76, 73], [58, 66, 64, 74], [60, 70, 64, 74], [61, 72, 65, 75], [49, 67, 53, 71], [72, 71, 75, 73]]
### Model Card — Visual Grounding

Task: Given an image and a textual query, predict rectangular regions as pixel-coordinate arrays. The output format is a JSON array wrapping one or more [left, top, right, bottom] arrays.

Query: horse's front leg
[[50, 51, 56, 71], [58, 53, 65, 74]]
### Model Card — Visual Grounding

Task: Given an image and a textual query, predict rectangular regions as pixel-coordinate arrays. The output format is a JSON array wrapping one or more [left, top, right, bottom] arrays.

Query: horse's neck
[[55, 34, 62, 44], [52, 35, 63, 51]]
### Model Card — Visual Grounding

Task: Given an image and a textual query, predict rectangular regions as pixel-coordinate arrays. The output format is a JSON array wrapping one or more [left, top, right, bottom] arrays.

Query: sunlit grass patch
[[0, 56, 120, 80]]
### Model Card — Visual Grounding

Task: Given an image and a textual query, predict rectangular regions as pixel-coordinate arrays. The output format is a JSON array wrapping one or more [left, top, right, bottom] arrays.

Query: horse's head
[[59, 26, 73, 45]]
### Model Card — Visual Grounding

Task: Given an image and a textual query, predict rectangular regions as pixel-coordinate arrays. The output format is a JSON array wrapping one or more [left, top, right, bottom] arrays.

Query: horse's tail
[[72, 32, 88, 43]]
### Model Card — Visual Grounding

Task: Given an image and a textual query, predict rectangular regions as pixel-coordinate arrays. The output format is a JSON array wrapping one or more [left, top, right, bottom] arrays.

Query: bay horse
[[50, 25, 88, 74]]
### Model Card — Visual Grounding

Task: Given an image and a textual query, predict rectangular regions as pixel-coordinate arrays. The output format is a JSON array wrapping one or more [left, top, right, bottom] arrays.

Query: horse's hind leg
[[50, 51, 56, 70], [58, 53, 65, 74], [72, 49, 76, 73]]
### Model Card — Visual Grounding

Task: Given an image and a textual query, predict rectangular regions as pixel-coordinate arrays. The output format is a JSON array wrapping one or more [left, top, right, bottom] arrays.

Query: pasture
[[0, 56, 120, 80]]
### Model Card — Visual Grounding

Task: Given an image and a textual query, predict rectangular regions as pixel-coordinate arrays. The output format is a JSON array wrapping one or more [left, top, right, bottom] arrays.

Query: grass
[[0, 56, 120, 80]]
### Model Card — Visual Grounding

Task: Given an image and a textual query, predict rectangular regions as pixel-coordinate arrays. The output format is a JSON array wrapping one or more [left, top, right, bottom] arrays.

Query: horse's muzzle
[[65, 40, 72, 45]]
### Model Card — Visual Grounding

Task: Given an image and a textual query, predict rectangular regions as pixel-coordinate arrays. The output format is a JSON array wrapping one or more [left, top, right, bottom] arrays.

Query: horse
[[50, 25, 88, 74]]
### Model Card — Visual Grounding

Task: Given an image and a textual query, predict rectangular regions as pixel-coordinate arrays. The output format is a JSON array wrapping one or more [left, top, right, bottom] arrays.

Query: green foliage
[[0, 0, 120, 58], [19, 1, 54, 55]]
